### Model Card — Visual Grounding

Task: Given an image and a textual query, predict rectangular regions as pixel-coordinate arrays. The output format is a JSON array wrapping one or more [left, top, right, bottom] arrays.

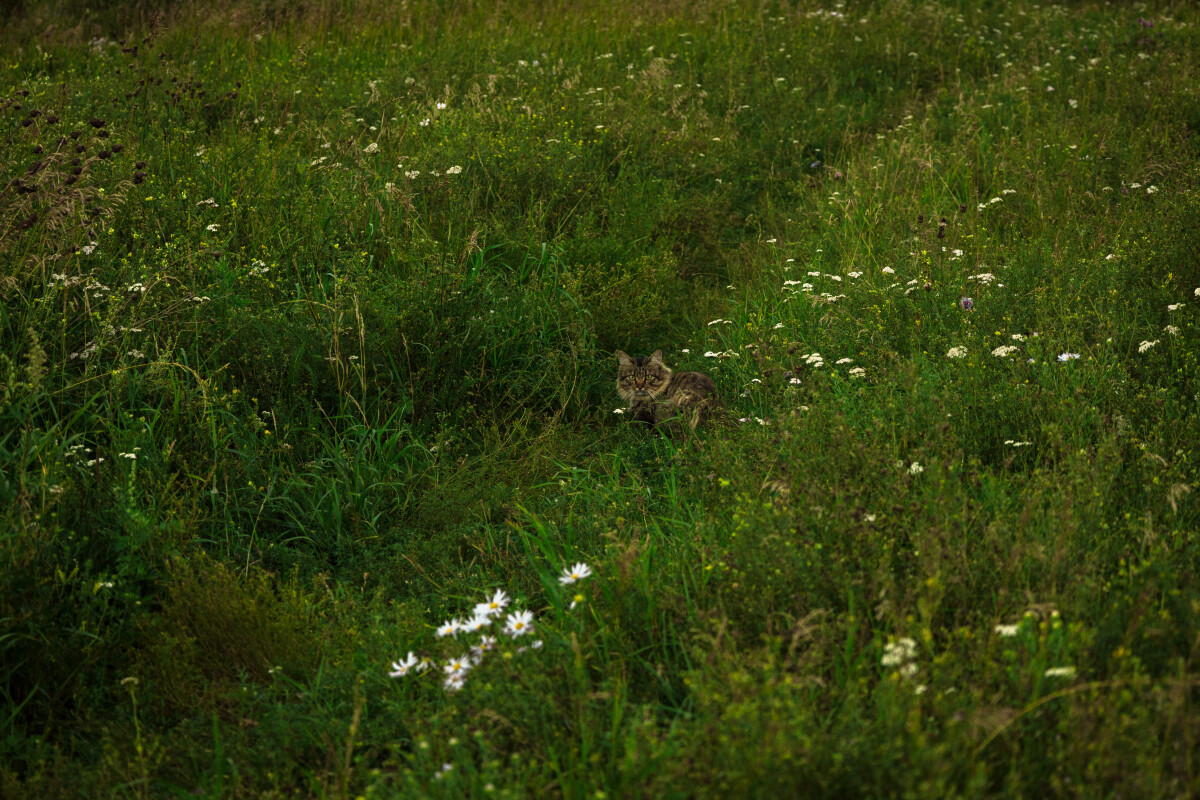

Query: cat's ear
[[615, 350, 633, 367], [649, 350, 664, 365]]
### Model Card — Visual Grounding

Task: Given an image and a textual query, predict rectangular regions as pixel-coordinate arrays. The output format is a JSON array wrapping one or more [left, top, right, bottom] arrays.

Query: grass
[[2, 0, 1200, 796]]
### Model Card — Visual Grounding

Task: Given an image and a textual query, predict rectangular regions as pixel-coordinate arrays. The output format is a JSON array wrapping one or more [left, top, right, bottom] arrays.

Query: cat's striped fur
[[615, 350, 719, 435]]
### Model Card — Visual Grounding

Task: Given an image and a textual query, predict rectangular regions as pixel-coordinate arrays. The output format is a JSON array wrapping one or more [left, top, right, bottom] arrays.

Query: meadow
[[2, 0, 1199, 796]]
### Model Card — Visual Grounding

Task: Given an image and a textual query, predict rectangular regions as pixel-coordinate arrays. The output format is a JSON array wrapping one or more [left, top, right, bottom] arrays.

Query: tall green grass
[[2, 0, 1199, 796]]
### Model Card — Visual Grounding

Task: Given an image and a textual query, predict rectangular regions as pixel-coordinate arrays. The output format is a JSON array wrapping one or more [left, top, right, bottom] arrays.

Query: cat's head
[[615, 350, 672, 402]]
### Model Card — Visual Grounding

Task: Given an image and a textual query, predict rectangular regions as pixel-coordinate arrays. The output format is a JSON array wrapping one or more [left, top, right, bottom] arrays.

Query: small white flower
[[908, 462, 923, 475], [206, 224, 220, 233], [405, 170, 420, 179], [991, 345, 1020, 358], [1146, 185, 1158, 194], [1195, 287, 1200, 297], [463, 615, 492, 633], [994, 624, 1020, 637], [1057, 352, 1080, 361], [1138, 340, 1159, 353], [773, 322, 785, 329], [559, 562, 593, 585], [443, 656, 472, 677], [848, 271, 862, 278], [848, 367, 865, 378], [1044, 666, 1077, 679], [1011, 334, 1026, 342], [504, 609, 535, 637], [389, 652, 421, 677], [443, 675, 465, 692], [882, 267, 895, 274], [419, 118, 431, 126], [681, 348, 690, 353], [436, 618, 465, 638], [788, 377, 801, 385], [445, 165, 463, 175], [1167, 303, 1184, 312], [836, 358, 853, 365], [703, 351, 720, 358], [707, 318, 729, 326], [436, 102, 447, 110], [473, 589, 510, 618], [613, 408, 625, 415], [363, 142, 379, 154], [1166, 325, 1180, 336]]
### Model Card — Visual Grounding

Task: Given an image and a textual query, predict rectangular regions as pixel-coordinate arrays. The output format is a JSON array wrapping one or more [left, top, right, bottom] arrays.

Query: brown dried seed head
[[88, 117, 106, 128]]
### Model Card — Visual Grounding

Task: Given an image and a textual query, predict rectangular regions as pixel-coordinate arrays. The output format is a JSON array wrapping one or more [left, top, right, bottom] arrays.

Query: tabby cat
[[615, 350, 719, 435]]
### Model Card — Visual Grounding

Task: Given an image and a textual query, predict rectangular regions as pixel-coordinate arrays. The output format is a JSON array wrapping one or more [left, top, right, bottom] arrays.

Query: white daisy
[[559, 562, 593, 585], [389, 652, 420, 677], [503, 609, 535, 637], [473, 589, 510, 618]]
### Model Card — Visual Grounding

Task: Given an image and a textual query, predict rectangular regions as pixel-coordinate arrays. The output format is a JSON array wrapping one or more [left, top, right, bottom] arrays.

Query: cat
[[615, 350, 720, 435]]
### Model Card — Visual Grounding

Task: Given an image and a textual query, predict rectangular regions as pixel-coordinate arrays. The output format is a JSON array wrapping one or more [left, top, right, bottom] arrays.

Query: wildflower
[[474, 589, 510, 618], [849, 367, 866, 378], [613, 408, 625, 415], [1138, 340, 1159, 353], [946, 347, 967, 359], [443, 656, 472, 678], [1166, 325, 1180, 336], [120, 452, 137, 459], [1057, 352, 1080, 361], [405, 170, 420, 179], [569, 593, 585, 610], [363, 142, 379, 154], [471, 635, 498, 661], [445, 165, 463, 175], [881, 637, 917, 667], [992, 346, 1019, 358], [909, 462, 923, 475], [504, 609, 535, 637], [436, 618, 465, 638], [1044, 666, 1077, 679], [707, 318, 730, 325], [463, 615, 491, 633], [773, 322, 785, 329], [206, 224, 220, 233], [1195, 288, 1200, 297], [882, 267, 895, 274], [959, 297, 973, 310], [703, 351, 720, 358], [389, 652, 421, 677], [443, 675, 465, 692], [559, 562, 592, 585], [419, 118, 431, 126], [835, 358, 853, 365], [1146, 185, 1158, 195], [1011, 334, 1026, 342], [196, 198, 218, 208], [436, 102, 447, 110], [994, 624, 1019, 637], [848, 271, 862, 278], [789, 377, 801, 385], [1168, 303, 1184, 312]]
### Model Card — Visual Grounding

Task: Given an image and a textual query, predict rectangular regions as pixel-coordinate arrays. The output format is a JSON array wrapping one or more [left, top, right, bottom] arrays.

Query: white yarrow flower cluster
[[946, 346, 967, 359], [991, 345, 1020, 358], [881, 637, 920, 679], [1138, 340, 1159, 353]]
